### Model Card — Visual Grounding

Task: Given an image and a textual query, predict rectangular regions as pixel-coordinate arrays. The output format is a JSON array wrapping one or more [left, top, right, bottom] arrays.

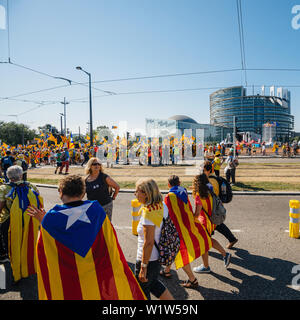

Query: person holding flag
[[27, 174, 146, 300], [162, 175, 212, 288]]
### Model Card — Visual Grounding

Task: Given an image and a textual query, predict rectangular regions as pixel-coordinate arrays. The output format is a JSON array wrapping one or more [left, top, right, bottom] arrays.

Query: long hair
[[192, 173, 210, 198], [135, 178, 162, 206], [84, 157, 104, 176]]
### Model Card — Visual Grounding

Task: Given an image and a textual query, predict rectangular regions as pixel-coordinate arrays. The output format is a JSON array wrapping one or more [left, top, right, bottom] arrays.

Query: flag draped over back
[[195, 193, 216, 236], [8, 183, 43, 281], [140, 202, 164, 228], [36, 200, 146, 300], [164, 187, 212, 270]]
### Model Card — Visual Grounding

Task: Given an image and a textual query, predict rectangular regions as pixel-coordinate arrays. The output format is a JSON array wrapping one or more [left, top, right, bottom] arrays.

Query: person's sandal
[[160, 269, 172, 278], [180, 278, 198, 288]]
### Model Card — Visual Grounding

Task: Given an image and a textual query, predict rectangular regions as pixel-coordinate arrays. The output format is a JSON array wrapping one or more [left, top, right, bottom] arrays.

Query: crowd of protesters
[[0, 137, 299, 300], [0, 152, 240, 300]]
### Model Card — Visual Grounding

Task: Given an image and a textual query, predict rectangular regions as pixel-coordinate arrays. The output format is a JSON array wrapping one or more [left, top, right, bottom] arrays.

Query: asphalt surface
[[1, 188, 300, 300]]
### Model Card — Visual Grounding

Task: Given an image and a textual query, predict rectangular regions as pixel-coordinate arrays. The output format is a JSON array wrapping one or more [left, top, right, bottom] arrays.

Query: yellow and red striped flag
[[164, 187, 212, 270], [194, 192, 216, 236], [36, 200, 146, 300], [8, 183, 43, 281]]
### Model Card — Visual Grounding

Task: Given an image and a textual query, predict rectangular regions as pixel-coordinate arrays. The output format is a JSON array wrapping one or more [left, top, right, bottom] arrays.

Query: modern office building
[[145, 115, 231, 142], [210, 86, 294, 141]]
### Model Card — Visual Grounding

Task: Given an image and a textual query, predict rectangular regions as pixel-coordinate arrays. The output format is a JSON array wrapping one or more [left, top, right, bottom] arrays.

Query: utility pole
[[59, 113, 64, 135], [76, 66, 93, 146], [60, 97, 69, 136]]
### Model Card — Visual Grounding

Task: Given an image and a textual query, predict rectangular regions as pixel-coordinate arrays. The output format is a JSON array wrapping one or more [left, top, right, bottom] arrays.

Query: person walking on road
[[192, 174, 231, 273], [162, 175, 212, 288], [81, 149, 90, 167], [134, 178, 174, 300], [85, 157, 119, 221], [59, 148, 70, 175], [0, 165, 42, 280], [27, 174, 146, 300], [54, 149, 62, 174], [203, 161, 238, 249], [224, 150, 238, 185]]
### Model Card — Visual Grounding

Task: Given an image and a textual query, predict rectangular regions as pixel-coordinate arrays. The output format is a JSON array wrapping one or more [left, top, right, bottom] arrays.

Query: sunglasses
[[92, 163, 101, 166], [135, 189, 145, 194]]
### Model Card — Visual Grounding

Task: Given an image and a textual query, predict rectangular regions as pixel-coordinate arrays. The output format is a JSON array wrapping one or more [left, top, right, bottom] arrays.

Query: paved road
[[1, 188, 300, 300]]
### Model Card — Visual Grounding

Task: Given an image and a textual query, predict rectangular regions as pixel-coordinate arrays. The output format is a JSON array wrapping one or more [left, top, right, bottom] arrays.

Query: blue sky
[[0, 0, 300, 134]]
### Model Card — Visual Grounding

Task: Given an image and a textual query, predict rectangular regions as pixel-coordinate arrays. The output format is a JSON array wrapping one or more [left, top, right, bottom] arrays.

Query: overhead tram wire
[[2, 66, 300, 114], [4, 81, 300, 118], [2, 67, 300, 102], [91, 68, 242, 84], [7, 61, 116, 95], [70, 82, 300, 103]]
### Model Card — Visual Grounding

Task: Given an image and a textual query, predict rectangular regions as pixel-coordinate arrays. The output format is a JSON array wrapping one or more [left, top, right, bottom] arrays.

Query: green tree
[[38, 124, 59, 134], [0, 121, 37, 146]]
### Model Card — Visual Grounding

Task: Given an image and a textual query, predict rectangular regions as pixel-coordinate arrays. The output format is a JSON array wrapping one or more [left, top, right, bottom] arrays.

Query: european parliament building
[[145, 115, 232, 142], [210, 86, 294, 141]]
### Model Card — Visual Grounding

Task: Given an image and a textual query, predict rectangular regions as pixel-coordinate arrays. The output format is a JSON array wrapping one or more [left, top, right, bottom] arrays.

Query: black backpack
[[2, 156, 13, 170], [209, 175, 233, 203], [154, 215, 180, 266], [21, 160, 28, 172]]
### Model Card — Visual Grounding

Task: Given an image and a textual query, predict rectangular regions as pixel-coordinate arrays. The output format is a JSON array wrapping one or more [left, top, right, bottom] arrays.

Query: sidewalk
[[35, 183, 300, 196]]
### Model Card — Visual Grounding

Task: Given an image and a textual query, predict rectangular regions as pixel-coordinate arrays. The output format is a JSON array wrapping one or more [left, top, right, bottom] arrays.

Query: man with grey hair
[[0, 165, 41, 268], [6, 165, 23, 182]]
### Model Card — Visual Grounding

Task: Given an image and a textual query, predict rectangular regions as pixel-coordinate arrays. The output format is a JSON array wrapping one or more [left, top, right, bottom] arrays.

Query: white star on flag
[[59, 202, 93, 230]]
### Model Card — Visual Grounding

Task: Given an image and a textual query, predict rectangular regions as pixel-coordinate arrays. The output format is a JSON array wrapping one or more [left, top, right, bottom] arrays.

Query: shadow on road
[[0, 262, 38, 300], [206, 248, 300, 299], [1, 249, 299, 300]]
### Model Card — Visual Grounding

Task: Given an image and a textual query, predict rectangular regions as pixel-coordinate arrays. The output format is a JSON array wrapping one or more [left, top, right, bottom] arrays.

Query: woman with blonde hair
[[134, 178, 174, 300], [84, 157, 120, 221]]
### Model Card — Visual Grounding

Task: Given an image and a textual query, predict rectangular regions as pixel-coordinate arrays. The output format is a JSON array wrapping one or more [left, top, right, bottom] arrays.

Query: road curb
[[35, 183, 300, 196]]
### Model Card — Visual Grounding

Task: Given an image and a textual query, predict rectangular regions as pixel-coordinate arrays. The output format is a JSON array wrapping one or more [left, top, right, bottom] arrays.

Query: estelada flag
[[164, 186, 212, 270], [36, 200, 146, 300], [8, 183, 43, 282]]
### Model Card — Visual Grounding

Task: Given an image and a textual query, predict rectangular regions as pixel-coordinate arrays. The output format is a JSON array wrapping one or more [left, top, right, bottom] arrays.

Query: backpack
[[209, 175, 233, 203], [154, 215, 180, 266], [21, 160, 28, 172], [2, 156, 13, 170], [204, 190, 226, 225]]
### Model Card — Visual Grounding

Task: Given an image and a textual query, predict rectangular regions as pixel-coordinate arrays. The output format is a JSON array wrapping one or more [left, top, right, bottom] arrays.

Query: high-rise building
[[210, 86, 294, 141]]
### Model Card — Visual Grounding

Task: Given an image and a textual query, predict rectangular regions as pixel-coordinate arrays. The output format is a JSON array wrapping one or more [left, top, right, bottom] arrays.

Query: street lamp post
[[76, 66, 93, 147]]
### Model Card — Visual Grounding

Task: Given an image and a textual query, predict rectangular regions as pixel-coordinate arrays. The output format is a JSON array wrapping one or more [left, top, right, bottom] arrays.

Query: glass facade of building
[[210, 86, 294, 140], [146, 116, 220, 142]]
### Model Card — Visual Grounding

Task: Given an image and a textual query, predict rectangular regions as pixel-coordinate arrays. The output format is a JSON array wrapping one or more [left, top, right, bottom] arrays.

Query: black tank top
[[85, 172, 112, 206]]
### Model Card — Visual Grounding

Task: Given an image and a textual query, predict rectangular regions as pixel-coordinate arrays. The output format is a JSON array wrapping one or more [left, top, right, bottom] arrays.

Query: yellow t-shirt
[[213, 157, 221, 170]]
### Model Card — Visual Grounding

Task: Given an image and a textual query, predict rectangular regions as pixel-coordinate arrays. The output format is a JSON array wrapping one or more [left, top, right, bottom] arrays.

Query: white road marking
[[114, 226, 132, 230]]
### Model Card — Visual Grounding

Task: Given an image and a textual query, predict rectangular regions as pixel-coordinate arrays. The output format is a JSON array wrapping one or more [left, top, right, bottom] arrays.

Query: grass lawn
[[28, 178, 300, 192], [27, 160, 300, 192]]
